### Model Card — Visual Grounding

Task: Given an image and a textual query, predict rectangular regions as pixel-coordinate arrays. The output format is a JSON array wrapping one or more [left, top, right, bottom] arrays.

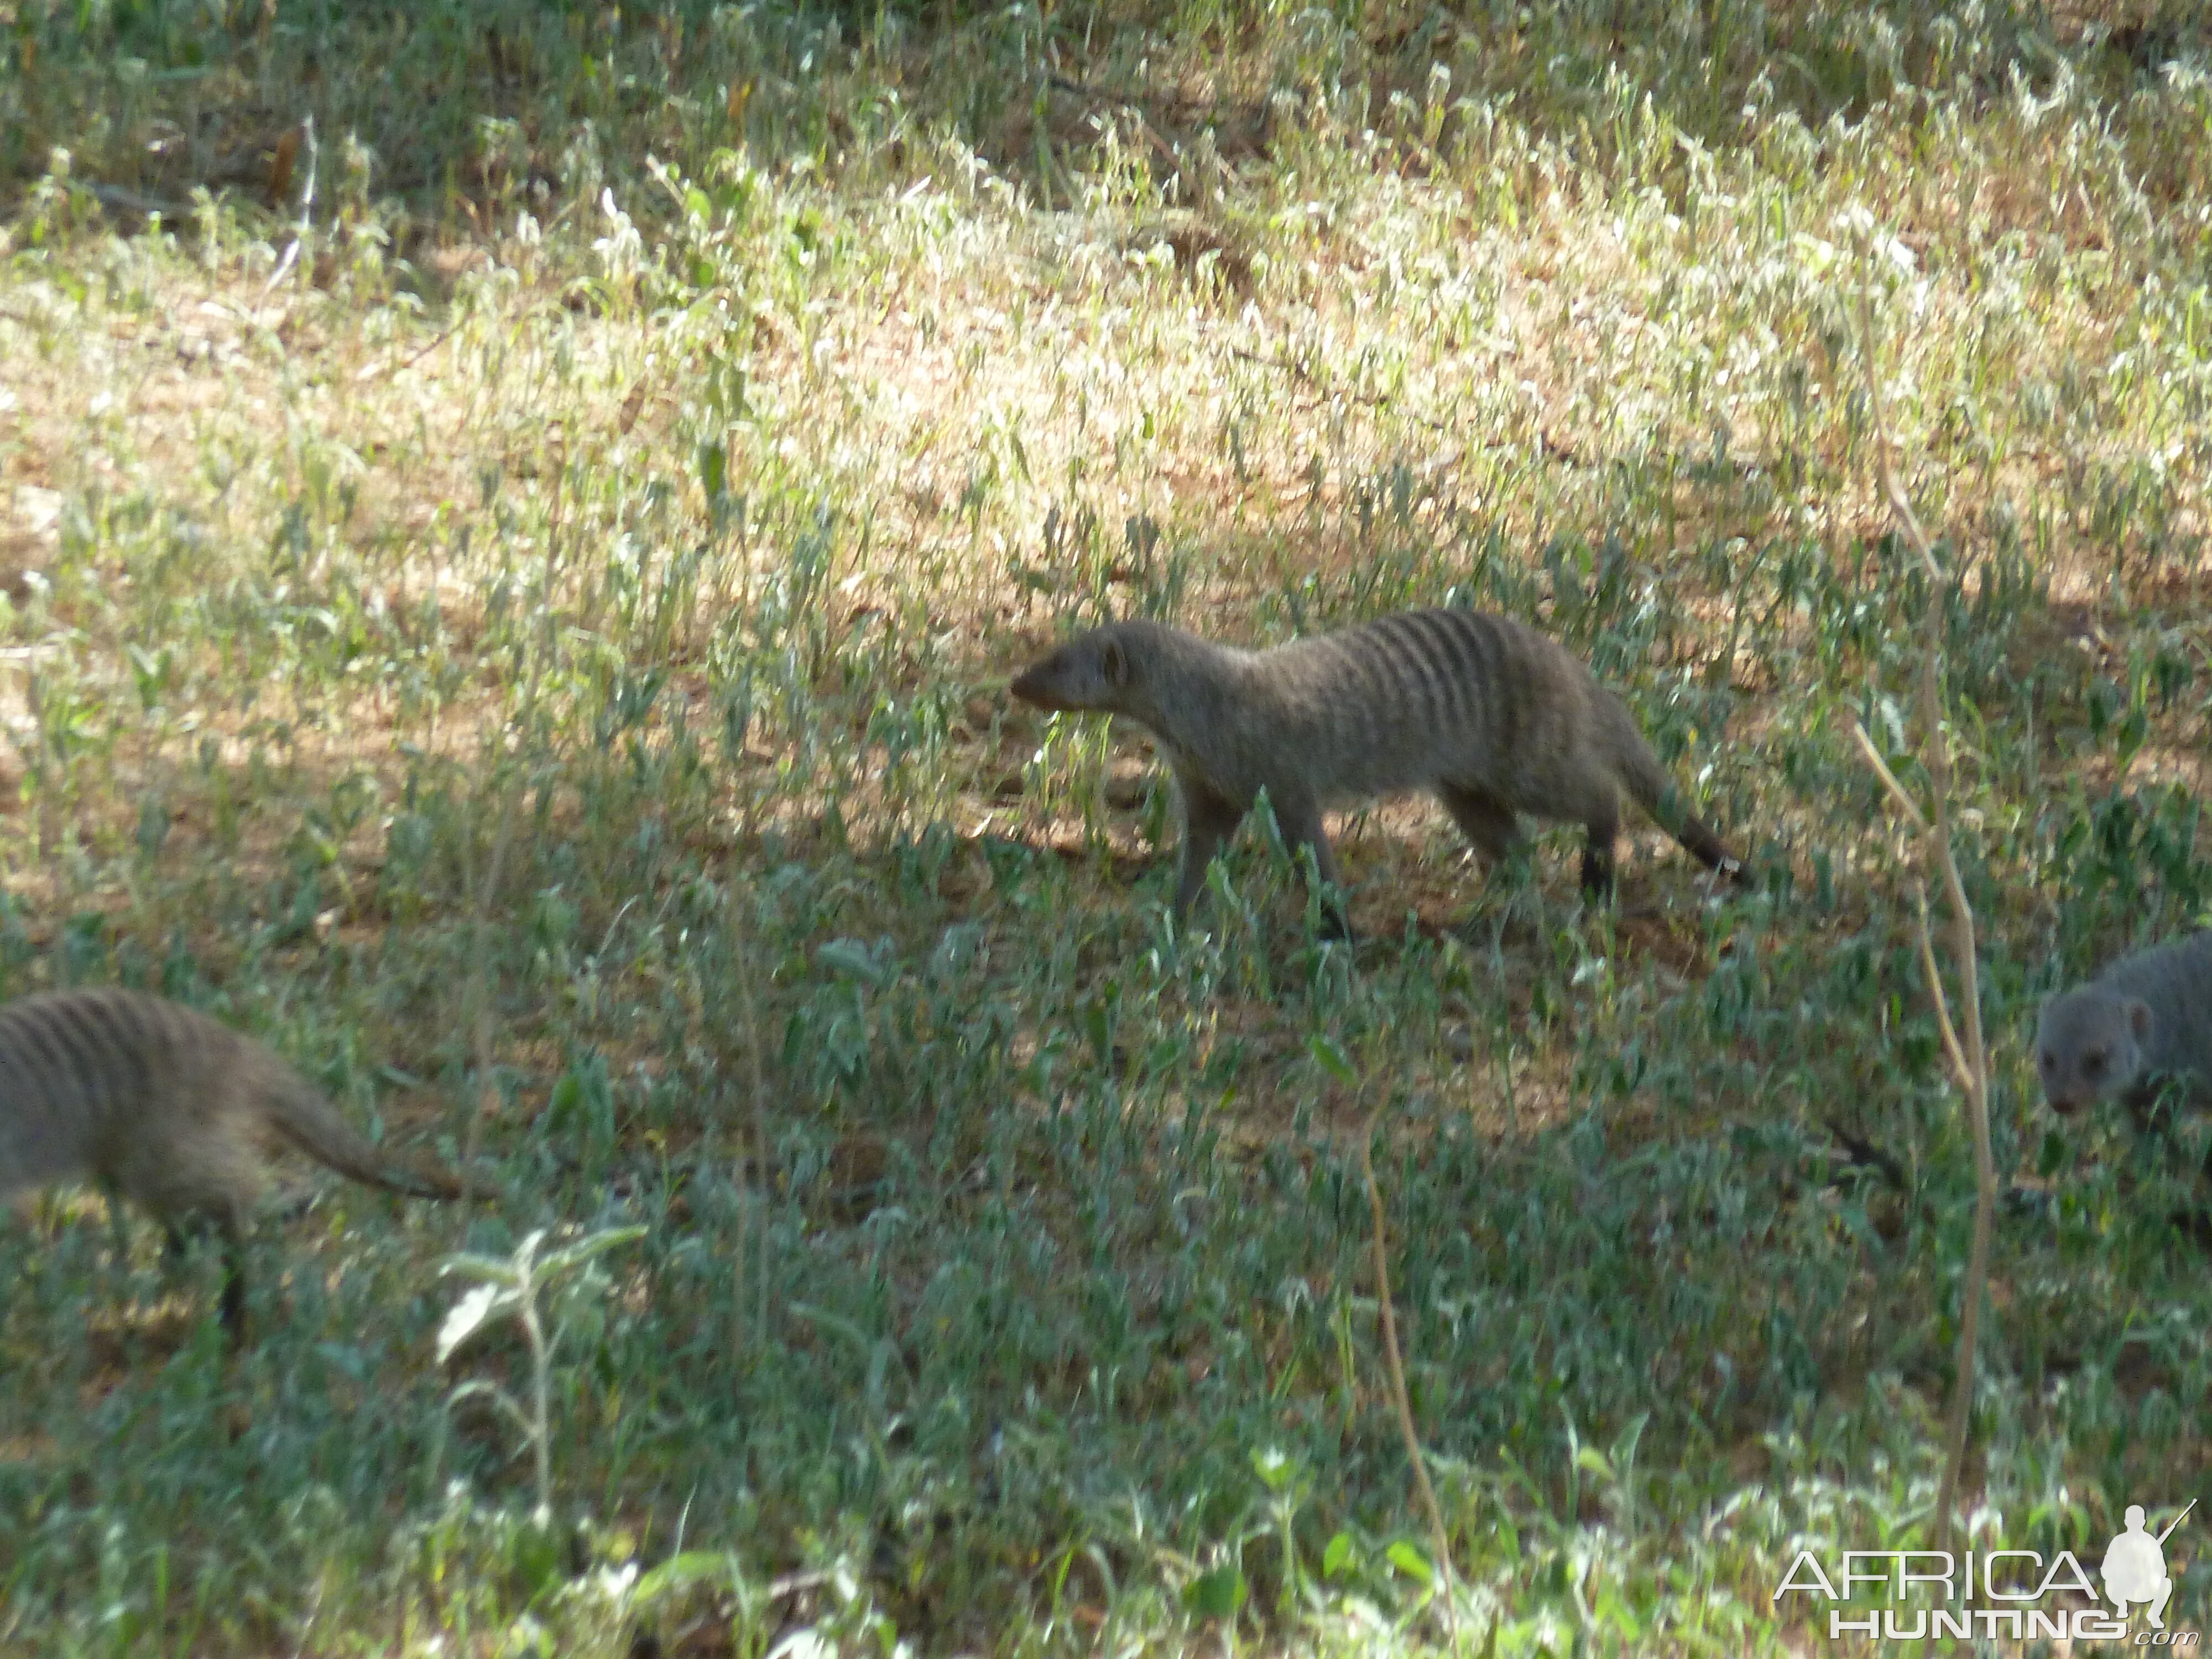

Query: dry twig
[[1850, 257, 1997, 1556], [1358, 1102, 1460, 1643]]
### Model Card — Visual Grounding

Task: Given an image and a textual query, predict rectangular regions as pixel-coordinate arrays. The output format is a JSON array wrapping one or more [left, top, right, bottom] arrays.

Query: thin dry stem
[[727, 880, 775, 1359], [459, 784, 520, 1203], [1910, 886, 1976, 1097], [1847, 719, 1931, 837], [1358, 1113, 1459, 1646], [1856, 260, 1997, 1558]]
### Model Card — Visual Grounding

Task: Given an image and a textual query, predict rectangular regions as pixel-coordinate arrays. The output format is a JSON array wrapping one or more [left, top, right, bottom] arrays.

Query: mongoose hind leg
[[1438, 782, 1547, 933], [161, 1212, 250, 1346], [1579, 804, 1622, 897], [1437, 783, 1525, 865]]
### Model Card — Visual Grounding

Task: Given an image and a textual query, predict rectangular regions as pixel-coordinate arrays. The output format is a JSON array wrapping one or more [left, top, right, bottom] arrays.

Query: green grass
[[2, 0, 2211, 1651]]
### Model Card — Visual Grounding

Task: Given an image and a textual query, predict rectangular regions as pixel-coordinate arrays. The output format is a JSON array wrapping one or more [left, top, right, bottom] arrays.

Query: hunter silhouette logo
[[2106, 1501, 2192, 1629]]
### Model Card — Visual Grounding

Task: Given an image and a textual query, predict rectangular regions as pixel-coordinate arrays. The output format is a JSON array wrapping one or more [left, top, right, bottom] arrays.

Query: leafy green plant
[[436, 1224, 648, 1518]]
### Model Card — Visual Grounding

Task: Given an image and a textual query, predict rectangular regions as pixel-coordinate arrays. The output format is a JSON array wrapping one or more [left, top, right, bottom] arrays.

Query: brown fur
[[0, 988, 487, 1343], [1009, 608, 1739, 932]]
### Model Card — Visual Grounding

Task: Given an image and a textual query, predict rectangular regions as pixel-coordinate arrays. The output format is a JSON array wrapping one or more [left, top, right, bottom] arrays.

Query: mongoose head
[[2034, 985, 2152, 1114], [1009, 625, 1149, 718]]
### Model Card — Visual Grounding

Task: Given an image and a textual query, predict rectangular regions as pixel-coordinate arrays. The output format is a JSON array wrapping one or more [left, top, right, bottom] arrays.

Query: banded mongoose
[[0, 988, 484, 1344], [2037, 932, 2212, 1127], [1008, 607, 1740, 931]]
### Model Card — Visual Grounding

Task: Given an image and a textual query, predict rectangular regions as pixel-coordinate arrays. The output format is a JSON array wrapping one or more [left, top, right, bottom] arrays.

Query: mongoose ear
[[1102, 638, 1128, 686], [2126, 999, 2153, 1040]]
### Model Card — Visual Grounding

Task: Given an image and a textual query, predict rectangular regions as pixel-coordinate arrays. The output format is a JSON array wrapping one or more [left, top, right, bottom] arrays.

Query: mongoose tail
[[238, 1059, 495, 1338], [257, 1057, 486, 1202], [1595, 697, 1744, 894]]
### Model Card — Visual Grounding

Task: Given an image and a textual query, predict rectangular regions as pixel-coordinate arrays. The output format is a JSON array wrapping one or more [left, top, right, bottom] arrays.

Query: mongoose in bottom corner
[[2036, 931, 2212, 1130], [1008, 606, 1741, 933], [0, 987, 489, 1345]]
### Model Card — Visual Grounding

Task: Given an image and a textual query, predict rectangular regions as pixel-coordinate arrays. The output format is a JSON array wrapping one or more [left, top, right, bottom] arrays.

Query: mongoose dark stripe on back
[[1009, 607, 1740, 930], [2037, 932, 2212, 1126], [0, 988, 485, 1344]]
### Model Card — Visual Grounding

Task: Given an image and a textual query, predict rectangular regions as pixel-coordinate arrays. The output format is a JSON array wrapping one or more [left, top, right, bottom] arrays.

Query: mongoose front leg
[[1173, 779, 1245, 919], [1272, 794, 1353, 940]]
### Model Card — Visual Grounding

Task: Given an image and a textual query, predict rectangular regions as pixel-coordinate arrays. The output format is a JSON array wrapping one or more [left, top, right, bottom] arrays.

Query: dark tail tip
[[391, 1159, 477, 1202], [1683, 820, 1744, 883]]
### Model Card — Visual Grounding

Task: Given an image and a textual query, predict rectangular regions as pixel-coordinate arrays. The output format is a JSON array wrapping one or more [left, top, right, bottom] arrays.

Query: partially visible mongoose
[[0, 988, 483, 1343], [2036, 932, 2212, 1126], [1008, 607, 1740, 931]]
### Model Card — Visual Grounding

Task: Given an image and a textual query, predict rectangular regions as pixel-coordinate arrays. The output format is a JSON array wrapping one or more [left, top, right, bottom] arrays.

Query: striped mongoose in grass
[[1009, 607, 1740, 932], [0, 988, 484, 1344], [2037, 932, 2212, 1129]]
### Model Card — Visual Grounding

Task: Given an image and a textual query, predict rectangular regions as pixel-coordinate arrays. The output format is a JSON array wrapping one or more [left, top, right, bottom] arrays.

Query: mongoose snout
[[1009, 635, 1127, 712]]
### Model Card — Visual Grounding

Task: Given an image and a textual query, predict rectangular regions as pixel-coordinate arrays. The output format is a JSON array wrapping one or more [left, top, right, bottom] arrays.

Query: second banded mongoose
[[0, 988, 487, 1344], [2037, 932, 2212, 1129], [1008, 607, 1740, 931]]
